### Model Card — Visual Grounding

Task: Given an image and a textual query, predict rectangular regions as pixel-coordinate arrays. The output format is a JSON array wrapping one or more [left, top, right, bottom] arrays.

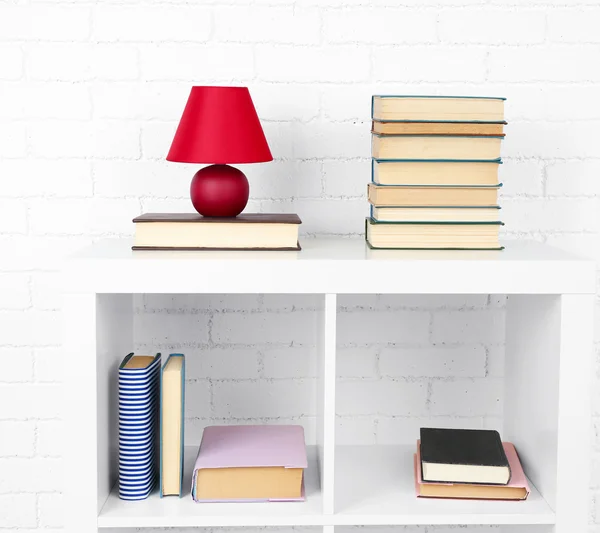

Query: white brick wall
[[2, 1, 600, 531]]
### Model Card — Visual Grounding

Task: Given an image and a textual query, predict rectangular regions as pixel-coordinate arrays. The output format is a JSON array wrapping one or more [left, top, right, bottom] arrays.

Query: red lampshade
[[166, 86, 273, 165]]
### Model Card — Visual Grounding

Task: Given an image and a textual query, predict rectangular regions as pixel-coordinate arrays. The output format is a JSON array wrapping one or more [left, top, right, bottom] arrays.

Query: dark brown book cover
[[132, 243, 301, 251], [133, 213, 302, 224]]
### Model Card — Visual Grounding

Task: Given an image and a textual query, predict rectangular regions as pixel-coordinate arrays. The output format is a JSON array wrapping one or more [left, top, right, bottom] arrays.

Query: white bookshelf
[[63, 238, 595, 533]]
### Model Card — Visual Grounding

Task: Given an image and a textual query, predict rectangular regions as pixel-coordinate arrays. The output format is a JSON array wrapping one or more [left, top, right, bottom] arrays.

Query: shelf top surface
[[64, 238, 596, 294], [71, 237, 589, 263]]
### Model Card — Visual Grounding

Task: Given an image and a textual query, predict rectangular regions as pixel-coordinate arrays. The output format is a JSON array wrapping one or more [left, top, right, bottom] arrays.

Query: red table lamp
[[167, 86, 273, 217]]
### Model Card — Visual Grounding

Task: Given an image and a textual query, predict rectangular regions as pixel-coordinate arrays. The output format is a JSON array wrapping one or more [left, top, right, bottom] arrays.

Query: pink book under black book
[[191, 425, 308, 503], [415, 441, 530, 500]]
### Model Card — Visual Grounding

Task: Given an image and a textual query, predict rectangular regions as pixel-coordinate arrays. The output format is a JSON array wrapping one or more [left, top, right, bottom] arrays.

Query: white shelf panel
[[64, 238, 595, 295], [334, 445, 555, 526], [98, 446, 323, 528]]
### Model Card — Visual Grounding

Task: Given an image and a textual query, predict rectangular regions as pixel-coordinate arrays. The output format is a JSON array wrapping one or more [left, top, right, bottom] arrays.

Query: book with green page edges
[[368, 183, 502, 208], [372, 159, 502, 186], [372, 134, 503, 160], [372, 95, 506, 122], [370, 205, 502, 223], [365, 218, 504, 251]]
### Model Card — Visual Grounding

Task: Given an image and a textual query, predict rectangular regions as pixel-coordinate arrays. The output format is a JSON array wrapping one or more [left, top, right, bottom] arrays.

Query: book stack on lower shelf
[[366, 95, 507, 250], [415, 428, 530, 501]]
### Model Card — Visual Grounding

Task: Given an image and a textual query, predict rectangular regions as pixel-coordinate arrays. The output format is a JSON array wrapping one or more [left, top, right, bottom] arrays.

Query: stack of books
[[118, 353, 161, 501], [415, 428, 529, 500], [191, 425, 307, 502], [366, 95, 506, 250]]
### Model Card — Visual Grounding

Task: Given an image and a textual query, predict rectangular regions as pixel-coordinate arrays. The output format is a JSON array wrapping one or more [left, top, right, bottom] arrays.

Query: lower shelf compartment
[[98, 445, 555, 528], [335, 445, 555, 526], [98, 445, 323, 528]]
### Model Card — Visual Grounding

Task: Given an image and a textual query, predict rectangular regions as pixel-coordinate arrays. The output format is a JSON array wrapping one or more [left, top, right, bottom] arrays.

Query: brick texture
[[2, 1, 600, 529]]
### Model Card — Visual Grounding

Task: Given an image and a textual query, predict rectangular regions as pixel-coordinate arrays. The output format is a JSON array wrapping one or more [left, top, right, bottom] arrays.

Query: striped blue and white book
[[118, 353, 160, 501]]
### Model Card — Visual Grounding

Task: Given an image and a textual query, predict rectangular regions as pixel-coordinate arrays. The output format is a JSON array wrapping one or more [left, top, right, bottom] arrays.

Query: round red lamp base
[[190, 164, 249, 217]]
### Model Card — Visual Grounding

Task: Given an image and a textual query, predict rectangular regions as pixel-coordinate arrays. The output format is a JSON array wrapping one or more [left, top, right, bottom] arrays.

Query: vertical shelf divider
[[65, 292, 134, 533], [96, 294, 134, 511], [504, 295, 562, 509], [505, 294, 595, 533], [64, 292, 98, 533], [317, 293, 337, 516], [555, 294, 594, 532]]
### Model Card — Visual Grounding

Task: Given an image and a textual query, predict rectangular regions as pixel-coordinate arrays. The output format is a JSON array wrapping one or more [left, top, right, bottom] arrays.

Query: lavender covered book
[[191, 425, 308, 503]]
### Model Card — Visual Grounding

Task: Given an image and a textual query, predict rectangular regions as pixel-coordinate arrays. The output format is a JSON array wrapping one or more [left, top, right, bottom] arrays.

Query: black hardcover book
[[420, 428, 511, 485]]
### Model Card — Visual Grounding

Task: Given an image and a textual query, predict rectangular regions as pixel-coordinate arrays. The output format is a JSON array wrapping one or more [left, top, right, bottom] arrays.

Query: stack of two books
[[366, 95, 506, 250], [415, 428, 530, 500]]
